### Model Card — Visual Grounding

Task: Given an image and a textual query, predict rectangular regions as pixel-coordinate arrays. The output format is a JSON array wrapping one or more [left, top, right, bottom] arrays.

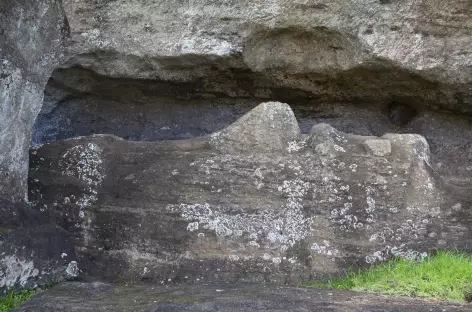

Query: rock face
[[61, 0, 472, 113], [0, 0, 68, 201], [29, 103, 472, 284], [12, 282, 468, 312], [1, 0, 471, 301], [0, 0, 77, 295], [0, 198, 78, 296], [31, 67, 472, 194], [209, 102, 300, 153]]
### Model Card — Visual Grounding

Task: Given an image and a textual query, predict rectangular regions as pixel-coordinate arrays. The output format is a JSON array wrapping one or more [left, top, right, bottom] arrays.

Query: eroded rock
[[0, 198, 77, 295], [364, 139, 392, 157], [0, 0, 77, 296], [209, 102, 300, 153], [28, 103, 471, 284], [0, 0, 68, 201], [60, 0, 472, 112], [31, 67, 472, 193]]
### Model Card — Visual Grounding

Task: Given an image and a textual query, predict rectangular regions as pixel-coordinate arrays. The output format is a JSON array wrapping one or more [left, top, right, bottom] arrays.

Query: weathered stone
[[12, 282, 467, 312], [59, 0, 472, 113], [209, 101, 300, 153], [0, 198, 77, 295], [0, 0, 68, 201], [31, 67, 472, 195], [0, 0, 77, 296], [364, 139, 392, 157], [306, 123, 353, 157], [2, 0, 472, 307], [29, 103, 471, 284]]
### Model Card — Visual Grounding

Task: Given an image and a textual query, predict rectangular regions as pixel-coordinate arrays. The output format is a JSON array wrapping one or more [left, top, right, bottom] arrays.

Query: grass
[[305, 251, 472, 303], [0, 290, 38, 312]]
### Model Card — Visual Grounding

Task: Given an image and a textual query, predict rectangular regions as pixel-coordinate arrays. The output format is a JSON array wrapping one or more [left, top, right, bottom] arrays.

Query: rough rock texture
[[32, 67, 472, 193], [209, 101, 300, 153], [0, 198, 78, 296], [12, 282, 469, 312], [0, 0, 68, 201], [0, 0, 78, 296], [29, 103, 472, 284], [61, 0, 472, 113]]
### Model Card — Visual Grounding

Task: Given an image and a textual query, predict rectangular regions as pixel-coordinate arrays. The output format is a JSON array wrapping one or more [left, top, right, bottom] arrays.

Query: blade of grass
[[0, 290, 38, 312], [302, 251, 472, 303]]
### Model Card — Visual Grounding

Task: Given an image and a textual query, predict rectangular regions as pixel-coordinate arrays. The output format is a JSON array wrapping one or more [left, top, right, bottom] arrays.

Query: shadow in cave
[[31, 66, 472, 184]]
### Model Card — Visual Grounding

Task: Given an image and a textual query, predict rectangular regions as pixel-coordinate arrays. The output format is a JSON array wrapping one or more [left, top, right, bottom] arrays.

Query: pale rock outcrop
[[60, 0, 472, 112], [209, 101, 300, 153], [0, 0, 68, 201]]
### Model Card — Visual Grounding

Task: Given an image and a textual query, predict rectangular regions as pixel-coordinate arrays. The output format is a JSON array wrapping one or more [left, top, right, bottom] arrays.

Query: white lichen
[[0, 256, 37, 289], [60, 143, 105, 243], [65, 261, 79, 278], [333, 145, 346, 152], [366, 245, 428, 264], [187, 222, 199, 232], [169, 178, 313, 255], [287, 140, 306, 153], [310, 241, 340, 257]]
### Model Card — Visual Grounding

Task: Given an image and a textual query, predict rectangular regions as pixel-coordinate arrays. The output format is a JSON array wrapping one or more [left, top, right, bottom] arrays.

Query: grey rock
[[0, 198, 77, 295], [30, 68, 472, 195], [28, 103, 472, 284], [32, 68, 260, 145], [306, 123, 353, 156], [0, 0, 67, 201], [209, 101, 300, 153], [364, 139, 392, 157], [0, 0, 75, 295], [60, 0, 472, 112], [12, 282, 468, 312]]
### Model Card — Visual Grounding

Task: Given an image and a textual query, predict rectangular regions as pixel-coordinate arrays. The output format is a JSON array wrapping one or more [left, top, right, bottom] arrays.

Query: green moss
[[303, 251, 472, 302], [0, 290, 38, 312]]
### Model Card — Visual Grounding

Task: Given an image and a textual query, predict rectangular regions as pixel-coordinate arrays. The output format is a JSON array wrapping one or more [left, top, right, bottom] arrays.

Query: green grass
[[0, 290, 38, 312], [305, 251, 472, 302]]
